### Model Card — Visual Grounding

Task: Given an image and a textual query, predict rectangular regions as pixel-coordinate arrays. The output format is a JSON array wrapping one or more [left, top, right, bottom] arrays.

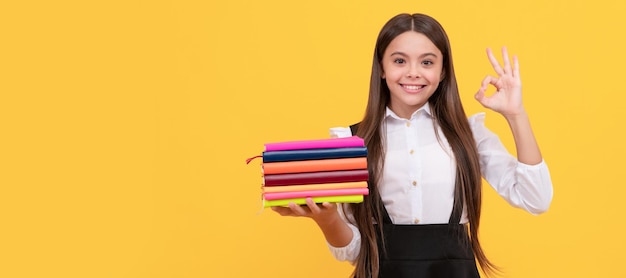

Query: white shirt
[[327, 105, 553, 263]]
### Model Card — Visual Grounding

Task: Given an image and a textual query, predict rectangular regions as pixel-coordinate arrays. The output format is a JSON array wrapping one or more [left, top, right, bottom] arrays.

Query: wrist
[[315, 212, 343, 229], [503, 109, 528, 123]]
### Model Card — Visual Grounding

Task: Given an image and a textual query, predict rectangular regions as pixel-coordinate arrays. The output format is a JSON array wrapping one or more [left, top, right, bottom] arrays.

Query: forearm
[[315, 215, 354, 247], [505, 110, 543, 165]]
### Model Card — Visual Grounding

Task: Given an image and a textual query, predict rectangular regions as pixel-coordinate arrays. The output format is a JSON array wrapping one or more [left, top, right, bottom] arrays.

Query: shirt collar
[[385, 103, 433, 120]]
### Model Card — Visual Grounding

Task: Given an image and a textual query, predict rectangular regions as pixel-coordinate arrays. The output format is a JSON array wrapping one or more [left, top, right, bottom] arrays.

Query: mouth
[[401, 84, 426, 92]]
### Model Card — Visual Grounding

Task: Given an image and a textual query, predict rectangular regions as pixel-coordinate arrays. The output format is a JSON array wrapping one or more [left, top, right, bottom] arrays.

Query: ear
[[381, 72, 386, 79], [440, 69, 446, 81]]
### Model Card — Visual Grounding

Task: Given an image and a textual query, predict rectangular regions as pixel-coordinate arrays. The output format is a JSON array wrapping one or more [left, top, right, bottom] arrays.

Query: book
[[264, 136, 364, 152], [262, 147, 367, 163], [263, 195, 364, 208], [263, 169, 369, 186], [262, 181, 368, 193], [262, 157, 367, 175], [264, 187, 369, 200]]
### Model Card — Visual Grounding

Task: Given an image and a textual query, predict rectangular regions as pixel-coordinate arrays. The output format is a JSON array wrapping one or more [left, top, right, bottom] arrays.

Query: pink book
[[263, 187, 369, 201], [264, 136, 364, 152]]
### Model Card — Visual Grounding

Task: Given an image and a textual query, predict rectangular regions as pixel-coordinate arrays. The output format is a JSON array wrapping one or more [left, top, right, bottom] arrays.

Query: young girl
[[272, 13, 553, 278]]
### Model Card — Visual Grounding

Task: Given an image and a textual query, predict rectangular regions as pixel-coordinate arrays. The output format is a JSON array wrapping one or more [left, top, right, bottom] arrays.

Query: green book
[[264, 195, 364, 208]]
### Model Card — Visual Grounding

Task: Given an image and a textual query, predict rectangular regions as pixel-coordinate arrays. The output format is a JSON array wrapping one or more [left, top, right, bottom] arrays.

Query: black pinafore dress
[[374, 204, 480, 278], [349, 123, 480, 278]]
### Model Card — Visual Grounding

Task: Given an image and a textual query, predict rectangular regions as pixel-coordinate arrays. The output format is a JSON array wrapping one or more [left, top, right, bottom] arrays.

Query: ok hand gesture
[[474, 47, 525, 117]]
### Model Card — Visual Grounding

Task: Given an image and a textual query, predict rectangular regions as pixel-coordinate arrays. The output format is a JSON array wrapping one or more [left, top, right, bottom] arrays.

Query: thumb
[[475, 75, 496, 108], [475, 87, 489, 108]]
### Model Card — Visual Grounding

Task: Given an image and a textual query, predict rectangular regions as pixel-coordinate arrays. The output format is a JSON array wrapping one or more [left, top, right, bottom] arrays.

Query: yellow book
[[263, 195, 364, 208]]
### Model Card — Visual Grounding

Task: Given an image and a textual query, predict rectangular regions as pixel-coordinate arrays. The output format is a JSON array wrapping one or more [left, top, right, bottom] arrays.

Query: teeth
[[404, 85, 423, 90]]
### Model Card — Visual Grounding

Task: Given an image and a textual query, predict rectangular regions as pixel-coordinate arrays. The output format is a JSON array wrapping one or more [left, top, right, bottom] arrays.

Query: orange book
[[262, 157, 367, 175]]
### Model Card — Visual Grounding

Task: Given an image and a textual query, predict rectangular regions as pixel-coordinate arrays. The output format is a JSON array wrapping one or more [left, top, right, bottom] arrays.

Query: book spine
[[263, 195, 364, 208], [262, 181, 368, 193], [262, 147, 367, 163], [264, 136, 364, 152], [264, 188, 369, 200], [262, 157, 367, 175], [263, 169, 369, 186]]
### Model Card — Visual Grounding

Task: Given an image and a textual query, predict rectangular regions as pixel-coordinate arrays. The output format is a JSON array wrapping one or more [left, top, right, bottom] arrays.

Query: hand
[[271, 198, 340, 226], [475, 47, 525, 117]]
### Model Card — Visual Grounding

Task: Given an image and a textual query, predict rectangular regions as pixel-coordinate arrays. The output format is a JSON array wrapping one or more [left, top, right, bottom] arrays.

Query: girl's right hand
[[271, 198, 341, 226]]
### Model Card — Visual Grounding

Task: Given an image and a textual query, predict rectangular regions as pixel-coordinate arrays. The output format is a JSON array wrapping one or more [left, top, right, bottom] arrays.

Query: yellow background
[[1, 0, 625, 277]]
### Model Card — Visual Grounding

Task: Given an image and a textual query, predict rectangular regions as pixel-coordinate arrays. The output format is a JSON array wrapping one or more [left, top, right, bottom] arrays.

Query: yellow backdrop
[[2, 0, 625, 277]]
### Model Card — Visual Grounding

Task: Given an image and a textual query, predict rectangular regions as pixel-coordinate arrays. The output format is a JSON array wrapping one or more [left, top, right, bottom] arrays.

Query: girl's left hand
[[475, 46, 525, 117]]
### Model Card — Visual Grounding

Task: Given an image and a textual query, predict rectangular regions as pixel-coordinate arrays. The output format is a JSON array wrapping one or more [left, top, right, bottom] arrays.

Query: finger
[[486, 48, 504, 76], [305, 198, 321, 214], [513, 55, 520, 78], [475, 87, 485, 103], [475, 75, 498, 106], [271, 206, 293, 216], [321, 202, 334, 210], [481, 75, 499, 89], [288, 202, 309, 216], [501, 46, 511, 75]]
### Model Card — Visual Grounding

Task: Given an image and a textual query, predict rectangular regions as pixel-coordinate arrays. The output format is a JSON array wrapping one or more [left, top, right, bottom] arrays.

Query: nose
[[406, 63, 420, 78]]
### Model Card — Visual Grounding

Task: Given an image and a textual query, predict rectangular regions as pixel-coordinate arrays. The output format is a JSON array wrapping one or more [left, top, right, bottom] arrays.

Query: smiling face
[[381, 31, 444, 119]]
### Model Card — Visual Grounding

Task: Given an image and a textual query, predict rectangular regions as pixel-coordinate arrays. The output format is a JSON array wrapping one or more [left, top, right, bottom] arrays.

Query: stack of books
[[249, 136, 369, 208]]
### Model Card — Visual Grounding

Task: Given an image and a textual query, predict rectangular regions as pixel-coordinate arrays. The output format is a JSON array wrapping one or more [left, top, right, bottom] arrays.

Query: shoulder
[[468, 112, 486, 127], [467, 112, 491, 140]]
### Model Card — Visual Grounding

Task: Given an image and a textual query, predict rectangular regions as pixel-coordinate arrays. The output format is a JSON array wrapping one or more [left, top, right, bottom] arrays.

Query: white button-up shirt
[[328, 105, 553, 263]]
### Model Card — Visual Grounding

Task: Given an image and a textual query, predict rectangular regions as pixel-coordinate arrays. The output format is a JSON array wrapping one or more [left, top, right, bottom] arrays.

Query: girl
[[272, 13, 553, 278]]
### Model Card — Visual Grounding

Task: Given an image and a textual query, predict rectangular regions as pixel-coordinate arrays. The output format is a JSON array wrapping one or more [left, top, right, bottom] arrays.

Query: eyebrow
[[390, 51, 438, 58]]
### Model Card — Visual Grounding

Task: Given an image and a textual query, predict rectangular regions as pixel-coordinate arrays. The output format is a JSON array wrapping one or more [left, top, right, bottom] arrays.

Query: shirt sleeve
[[325, 126, 361, 263], [326, 203, 361, 264], [469, 113, 554, 214], [330, 127, 353, 138]]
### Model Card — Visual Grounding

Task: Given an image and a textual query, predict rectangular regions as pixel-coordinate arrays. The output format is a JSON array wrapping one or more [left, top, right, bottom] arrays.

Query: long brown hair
[[345, 13, 498, 277]]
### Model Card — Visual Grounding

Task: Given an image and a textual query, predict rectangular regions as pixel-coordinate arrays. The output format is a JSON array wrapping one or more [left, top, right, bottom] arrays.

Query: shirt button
[[412, 181, 417, 186], [414, 218, 420, 224], [409, 149, 414, 155], [406, 122, 411, 127]]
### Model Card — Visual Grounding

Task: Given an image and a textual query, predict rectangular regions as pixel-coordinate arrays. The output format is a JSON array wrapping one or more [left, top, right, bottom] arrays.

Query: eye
[[394, 58, 406, 64], [422, 60, 434, 66]]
